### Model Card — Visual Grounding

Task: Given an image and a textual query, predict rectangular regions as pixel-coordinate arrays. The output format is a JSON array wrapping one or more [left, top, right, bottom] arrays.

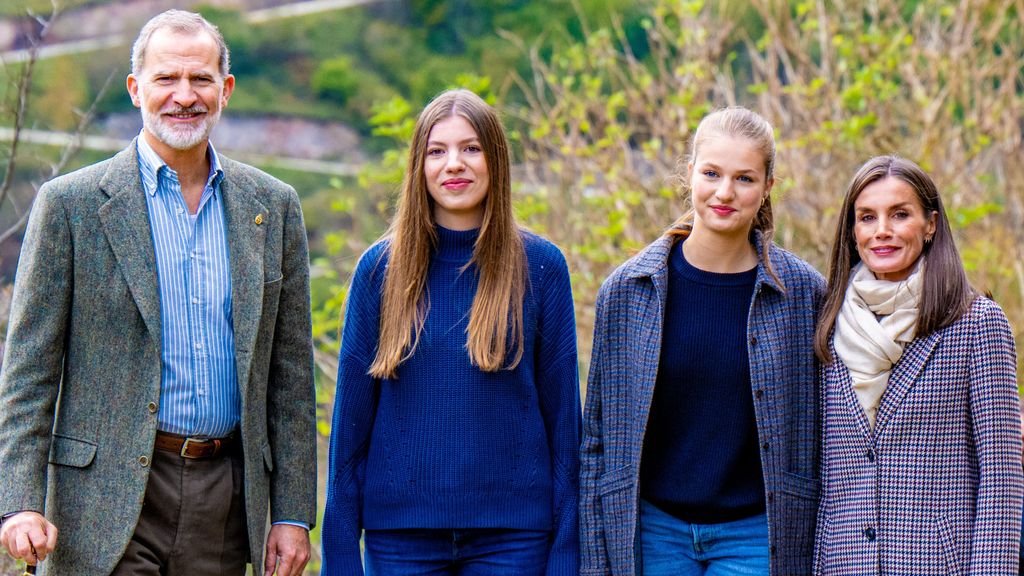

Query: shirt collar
[[136, 132, 224, 197], [624, 228, 784, 293]]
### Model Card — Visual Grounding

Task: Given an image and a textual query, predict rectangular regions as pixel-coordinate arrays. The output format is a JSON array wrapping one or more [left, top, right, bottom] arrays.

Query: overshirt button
[[139, 455, 150, 467], [755, 388, 765, 399], [866, 449, 875, 462], [770, 545, 777, 555], [147, 402, 158, 414], [767, 491, 775, 503], [761, 442, 770, 451], [750, 336, 758, 345], [864, 527, 876, 541]]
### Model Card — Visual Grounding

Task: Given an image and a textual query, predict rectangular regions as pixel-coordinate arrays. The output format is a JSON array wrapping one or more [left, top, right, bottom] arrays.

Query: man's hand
[[0, 511, 58, 565], [263, 524, 310, 576]]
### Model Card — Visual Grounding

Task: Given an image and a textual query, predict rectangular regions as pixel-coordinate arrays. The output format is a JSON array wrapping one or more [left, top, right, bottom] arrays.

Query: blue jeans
[[363, 528, 550, 575], [639, 499, 770, 576]]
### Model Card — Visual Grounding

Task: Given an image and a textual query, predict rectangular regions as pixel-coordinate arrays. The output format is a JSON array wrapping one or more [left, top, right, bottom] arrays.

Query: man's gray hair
[[131, 9, 230, 77]]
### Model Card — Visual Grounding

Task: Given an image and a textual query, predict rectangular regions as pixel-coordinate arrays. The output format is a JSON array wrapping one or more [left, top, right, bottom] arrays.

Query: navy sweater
[[639, 240, 766, 523], [322, 226, 581, 575]]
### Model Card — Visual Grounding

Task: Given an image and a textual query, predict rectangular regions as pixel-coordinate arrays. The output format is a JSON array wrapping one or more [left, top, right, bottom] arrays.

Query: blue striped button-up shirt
[[137, 135, 239, 439]]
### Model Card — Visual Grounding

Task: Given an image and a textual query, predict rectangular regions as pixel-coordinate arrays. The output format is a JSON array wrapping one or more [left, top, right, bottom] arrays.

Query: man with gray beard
[[0, 10, 316, 576]]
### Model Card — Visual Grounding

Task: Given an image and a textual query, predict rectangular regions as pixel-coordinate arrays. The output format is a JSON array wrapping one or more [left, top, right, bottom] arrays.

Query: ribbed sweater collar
[[672, 239, 757, 287], [434, 225, 479, 263]]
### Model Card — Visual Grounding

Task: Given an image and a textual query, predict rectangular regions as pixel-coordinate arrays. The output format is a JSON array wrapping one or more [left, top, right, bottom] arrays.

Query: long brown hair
[[814, 155, 977, 363], [368, 89, 525, 378], [665, 106, 780, 285]]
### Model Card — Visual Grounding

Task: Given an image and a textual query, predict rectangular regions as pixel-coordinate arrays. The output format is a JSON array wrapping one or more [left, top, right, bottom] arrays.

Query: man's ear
[[220, 74, 235, 109], [126, 75, 142, 108]]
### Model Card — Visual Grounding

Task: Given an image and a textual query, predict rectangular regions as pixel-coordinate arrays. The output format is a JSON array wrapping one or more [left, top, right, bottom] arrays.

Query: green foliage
[[377, 0, 1024, 381], [28, 55, 90, 130], [2, 47, 109, 130], [311, 57, 359, 104], [7, 0, 655, 146], [0, 0, 104, 16], [950, 202, 1003, 230]]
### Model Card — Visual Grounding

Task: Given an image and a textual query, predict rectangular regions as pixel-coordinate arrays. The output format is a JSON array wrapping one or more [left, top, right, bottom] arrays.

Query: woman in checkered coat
[[813, 155, 1022, 574], [580, 107, 826, 575]]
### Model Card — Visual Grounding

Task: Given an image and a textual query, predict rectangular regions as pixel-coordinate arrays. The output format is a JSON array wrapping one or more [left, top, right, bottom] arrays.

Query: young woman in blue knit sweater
[[321, 89, 581, 576], [580, 107, 826, 575]]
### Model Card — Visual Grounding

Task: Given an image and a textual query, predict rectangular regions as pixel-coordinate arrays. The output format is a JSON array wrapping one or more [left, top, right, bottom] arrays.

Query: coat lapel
[[873, 331, 941, 437], [643, 261, 668, 400], [97, 141, 162, 346], [220, 159, 267, 396], [829, 353, 874, 441], [624, 235, 672, 429]]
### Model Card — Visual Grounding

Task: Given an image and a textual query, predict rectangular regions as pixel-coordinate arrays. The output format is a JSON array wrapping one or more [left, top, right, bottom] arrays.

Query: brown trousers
[[111, 445, 249, 575]]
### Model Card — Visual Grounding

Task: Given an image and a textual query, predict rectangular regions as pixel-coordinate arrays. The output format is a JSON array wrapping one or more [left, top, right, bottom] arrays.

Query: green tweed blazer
[[0, 140, 317, 575]]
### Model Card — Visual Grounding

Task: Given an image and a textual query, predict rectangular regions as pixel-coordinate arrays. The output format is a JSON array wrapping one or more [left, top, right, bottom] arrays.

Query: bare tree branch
[[0, 1, 61, 218], [0, 1, 118, 245]]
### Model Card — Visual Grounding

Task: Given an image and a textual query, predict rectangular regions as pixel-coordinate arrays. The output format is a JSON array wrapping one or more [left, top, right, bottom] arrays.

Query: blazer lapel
[[873, 331, 942, 437], [220, 160, 267, 395], [829, 351, 875, 441], [98, 142, 161, 346]]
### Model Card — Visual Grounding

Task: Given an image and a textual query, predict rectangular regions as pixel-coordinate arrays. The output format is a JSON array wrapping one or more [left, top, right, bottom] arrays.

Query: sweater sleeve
[[966, 299, 1021, 574], [532, 246, 582, 576], [320, 246, 386, 576]]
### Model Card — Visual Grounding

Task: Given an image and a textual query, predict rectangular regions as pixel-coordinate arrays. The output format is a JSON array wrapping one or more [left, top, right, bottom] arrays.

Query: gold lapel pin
[[254, 214, 264, 225]]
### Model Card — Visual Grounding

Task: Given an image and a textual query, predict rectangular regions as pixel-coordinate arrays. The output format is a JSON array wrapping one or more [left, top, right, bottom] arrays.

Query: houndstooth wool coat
[[814, 296, 1022, 575], [580, 232, 826, 575]]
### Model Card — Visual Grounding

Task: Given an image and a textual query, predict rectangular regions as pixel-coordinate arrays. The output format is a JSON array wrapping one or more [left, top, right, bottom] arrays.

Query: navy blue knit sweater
[[639, 240, 766, 523], [321, 226, 581, 575]]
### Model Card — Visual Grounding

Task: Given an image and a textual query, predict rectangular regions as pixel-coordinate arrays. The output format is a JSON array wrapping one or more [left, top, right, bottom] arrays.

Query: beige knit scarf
[[834, 261, 923, 430]]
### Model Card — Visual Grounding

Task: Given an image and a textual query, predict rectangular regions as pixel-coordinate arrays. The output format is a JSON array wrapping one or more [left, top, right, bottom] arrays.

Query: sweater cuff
[[321, 550, 364, 576]]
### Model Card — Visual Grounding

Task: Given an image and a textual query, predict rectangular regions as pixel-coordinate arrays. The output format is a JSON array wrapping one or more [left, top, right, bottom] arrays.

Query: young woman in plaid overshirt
[[580, 107, 826, 575]]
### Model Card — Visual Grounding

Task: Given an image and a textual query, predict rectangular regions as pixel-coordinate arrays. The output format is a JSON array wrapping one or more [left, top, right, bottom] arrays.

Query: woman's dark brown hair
[[814, 155, 977, 363]]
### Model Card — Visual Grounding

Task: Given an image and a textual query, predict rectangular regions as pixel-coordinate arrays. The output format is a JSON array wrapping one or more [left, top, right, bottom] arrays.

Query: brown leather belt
[[154, 431, 236, 459]]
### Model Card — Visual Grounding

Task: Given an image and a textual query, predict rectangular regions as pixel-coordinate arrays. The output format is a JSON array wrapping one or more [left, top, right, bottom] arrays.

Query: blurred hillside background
[[1, 0, 1022, 573]]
